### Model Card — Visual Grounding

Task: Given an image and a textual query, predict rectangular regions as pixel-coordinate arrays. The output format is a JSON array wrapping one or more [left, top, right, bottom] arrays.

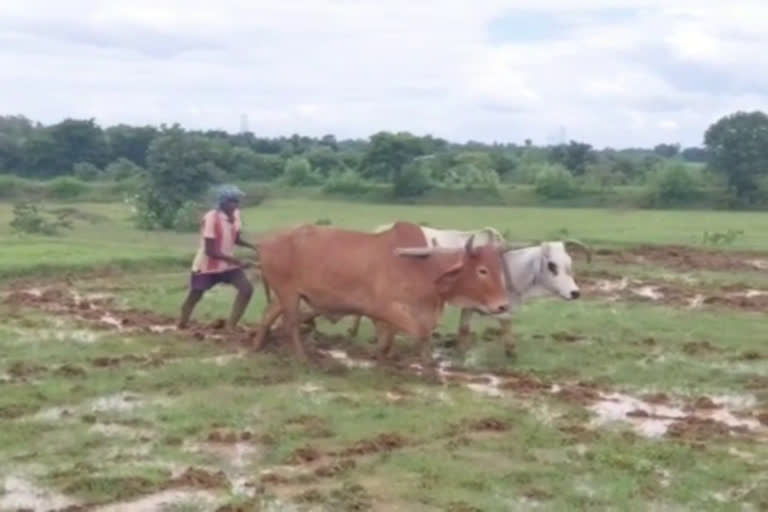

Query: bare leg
[[456, 308, 474, 351], [178, 290, 204, 329], [226, 271, 254, 330], [252, 301, 283, 351]]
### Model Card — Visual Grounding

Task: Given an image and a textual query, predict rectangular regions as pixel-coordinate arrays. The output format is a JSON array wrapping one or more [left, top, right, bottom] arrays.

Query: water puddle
[[0, 475, 78, 511], [29, 392, 150, 422]]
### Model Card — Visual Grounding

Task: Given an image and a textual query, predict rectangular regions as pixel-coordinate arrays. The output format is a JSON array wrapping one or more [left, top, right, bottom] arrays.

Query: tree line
[[1, 111, 767, 228]]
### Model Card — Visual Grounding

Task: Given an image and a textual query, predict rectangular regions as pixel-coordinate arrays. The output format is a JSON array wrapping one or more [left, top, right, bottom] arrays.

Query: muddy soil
[[581, 274, 768, 313], [594, 245, 768, 272]]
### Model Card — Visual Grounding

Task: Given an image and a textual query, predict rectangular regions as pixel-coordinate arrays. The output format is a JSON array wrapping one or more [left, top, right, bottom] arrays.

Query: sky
[[1, 0, 766, 148]]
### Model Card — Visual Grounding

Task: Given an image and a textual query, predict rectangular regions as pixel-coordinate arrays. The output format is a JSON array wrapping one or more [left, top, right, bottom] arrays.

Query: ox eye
[[547, 262, 558, 275], [477, 267, 489, 277]]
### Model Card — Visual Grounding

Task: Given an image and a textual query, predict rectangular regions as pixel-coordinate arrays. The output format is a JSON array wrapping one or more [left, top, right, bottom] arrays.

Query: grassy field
[[1, 198, 768, 511]]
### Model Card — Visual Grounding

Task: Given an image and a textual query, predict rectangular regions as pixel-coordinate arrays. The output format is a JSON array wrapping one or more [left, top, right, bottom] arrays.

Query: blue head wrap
[[217, 184, 245, 208]]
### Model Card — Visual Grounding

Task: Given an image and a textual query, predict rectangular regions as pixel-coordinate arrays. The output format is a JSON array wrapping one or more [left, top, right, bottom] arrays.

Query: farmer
[[178, 184, 258, 331]]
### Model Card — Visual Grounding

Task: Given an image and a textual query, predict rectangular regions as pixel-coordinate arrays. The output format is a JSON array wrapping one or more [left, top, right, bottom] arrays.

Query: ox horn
[[464, 234, 476, 254], [564, 239, 592, 264], [394, 246, 459, 257]]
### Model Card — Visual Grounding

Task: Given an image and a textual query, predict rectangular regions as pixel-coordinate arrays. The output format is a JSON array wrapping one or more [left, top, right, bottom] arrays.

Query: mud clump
[[553, 384, 601, 404], [524, 488, 554, 500], [465, 417, 510, 432], [641, 392, 670, 404], [8, 361, 47, 378], [167, 467, 230, 490], [327, 482, 372, 512], [0, 404, 39, 419], [447, 502, 483, 512], [335, 432, 407, 457], [315, 459, 356, 478], [284, 415, 334, 439], [666, 417, 733, 440], [54, 364, 87, 378], [287, 445, 322, 464], [692, 396, 719, 410], [206, 429, 253, 443], [682, 341, 720, 356], [756, 412, 768, 427], [551, 331, 584, 343], [296, 488, 326, 504], [499, 373, 550, 393], [739, 351, 762, 361], [215, 499, 261, 512]]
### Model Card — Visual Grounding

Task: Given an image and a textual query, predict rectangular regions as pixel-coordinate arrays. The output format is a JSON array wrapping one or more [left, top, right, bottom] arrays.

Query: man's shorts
[[189, 268, 247, 292]]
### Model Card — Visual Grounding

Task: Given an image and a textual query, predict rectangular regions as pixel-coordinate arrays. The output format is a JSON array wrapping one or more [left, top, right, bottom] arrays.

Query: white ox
[[346, 223, 591, 352]]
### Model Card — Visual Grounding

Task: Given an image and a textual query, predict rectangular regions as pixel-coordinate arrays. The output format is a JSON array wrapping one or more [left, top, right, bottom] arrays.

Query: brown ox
[[252, 221, 509, 364]]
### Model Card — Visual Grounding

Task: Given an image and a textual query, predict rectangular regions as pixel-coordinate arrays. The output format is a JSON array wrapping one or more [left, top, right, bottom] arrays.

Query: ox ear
[[435, 258, 465, 294]]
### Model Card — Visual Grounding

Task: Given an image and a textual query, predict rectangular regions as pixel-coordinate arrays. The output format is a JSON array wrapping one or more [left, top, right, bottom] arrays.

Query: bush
[[282, 157, 321, 186], [73, 162, 102, 181], [644, 163, 699, 206], [322, 170, 372, 196], [10, 202, 73, 236], [172, 200, 206, 232], [534, 164, 578, 199], [236, 183, 270, 207], [105, 158, 143, 181], [393, 161, 433, 197], [46, 177, 88, 200]]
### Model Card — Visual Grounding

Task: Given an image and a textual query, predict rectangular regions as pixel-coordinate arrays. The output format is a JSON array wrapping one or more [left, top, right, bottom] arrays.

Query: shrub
[[105, 158, 143, 181], [393, 161, 433, 197], [46, 177, 88, 200], [72, 162, 102, 181], [10, 202, 73, 236], [282, 157, 321, 186], [322, 170, 372, 196], [644, 163, 699, 206], [534, 164, 578, 199], [172, 200, 206, 232]]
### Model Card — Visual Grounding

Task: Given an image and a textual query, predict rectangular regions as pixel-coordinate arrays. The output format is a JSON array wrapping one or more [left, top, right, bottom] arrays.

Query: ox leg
[[456, 308, 474, 352], [373, 321, 395, 361], [252, 301, 283, 351], [348, 315, 362, 339], [280, 294, 309, 361], [499, 317, 515, 358]]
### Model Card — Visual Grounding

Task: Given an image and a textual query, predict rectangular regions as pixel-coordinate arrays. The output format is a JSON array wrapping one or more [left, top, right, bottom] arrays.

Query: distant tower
[[239, 113, 249, 134]]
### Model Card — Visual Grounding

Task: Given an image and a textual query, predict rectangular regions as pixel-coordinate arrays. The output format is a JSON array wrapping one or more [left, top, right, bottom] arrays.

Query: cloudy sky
[[1, 1, 766, 148]]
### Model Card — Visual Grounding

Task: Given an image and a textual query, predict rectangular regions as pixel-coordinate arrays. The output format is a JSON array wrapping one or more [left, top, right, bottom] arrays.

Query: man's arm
[[204, 238, 243, 266], [235, 233, 257, 251]]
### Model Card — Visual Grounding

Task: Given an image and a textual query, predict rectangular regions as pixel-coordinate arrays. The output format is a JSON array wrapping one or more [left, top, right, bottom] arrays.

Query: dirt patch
[[524, 487, 554, 500], [284, 415, 334, 439], [286, 445, 322, 464], [641, 392, 670, 404], [314, 459, 356, 478], [165, 467, 230, 490], [738, 351, 763, 361], [464, 417, 510, 432], [333, 432, 408, 457], [666, 417, 734, 440], [559, 424, 601, 443], [446, 502, 483, 512], [0, 404, 40, 419], [691, 397, 719, 410], [499, 373, 551, 393], [206, 430, 254, 444], [595, 245, 768, 272], [682, 341, 721, 356], [7, 361, 48, 378], [551, 332, 585, 343], [552, 383, 602, 404], [54, 364, 87, 378]]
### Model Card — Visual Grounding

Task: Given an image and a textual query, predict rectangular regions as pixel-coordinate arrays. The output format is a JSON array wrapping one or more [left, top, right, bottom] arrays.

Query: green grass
[[2, 197, 768, 510]]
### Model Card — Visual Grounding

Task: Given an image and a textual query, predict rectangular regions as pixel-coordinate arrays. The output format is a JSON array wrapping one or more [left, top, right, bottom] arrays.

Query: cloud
[[0, 0, 766, 147]]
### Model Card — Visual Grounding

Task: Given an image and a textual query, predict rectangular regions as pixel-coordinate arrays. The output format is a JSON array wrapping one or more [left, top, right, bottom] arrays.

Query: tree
[[653, 143, 680, 158], [136, 126, 218, 229], [681, 146, 709, 163], [704, 111, 768, 201], [306, 146, 344, 176], [393, 159, 433, 197], [548, 140, 595, 176], [48, 118, 110, 169], [282, 156, 319, 186], [359, 131, 428, 182], [105, 125, 158, 166]]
